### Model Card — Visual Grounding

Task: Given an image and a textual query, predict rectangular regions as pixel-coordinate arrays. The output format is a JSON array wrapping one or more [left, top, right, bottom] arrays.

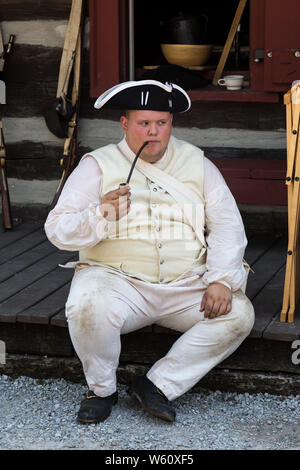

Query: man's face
[[120, 110, 173, 163]]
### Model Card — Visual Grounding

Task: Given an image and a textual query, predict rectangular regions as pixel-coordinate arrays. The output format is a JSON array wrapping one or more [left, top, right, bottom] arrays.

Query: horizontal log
[[203, 147, 284, 160], [175, 101, 286, 131], [6, 142, 66, 160], [212, 157, 286, 178], [226, 178, 287, 205], [0, 0, 78, 21], [4, 145, 85, 180], [3, 45, 63, 83], [9, 203, 50, 223], [6, 158, 63, 181], [240, 208, 288, 237]]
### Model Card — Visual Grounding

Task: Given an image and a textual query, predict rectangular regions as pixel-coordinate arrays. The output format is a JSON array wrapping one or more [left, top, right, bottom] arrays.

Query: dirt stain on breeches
[[70, 286, 108, 340], [205, 295, 254, 358], [70, 270, 121, 335]]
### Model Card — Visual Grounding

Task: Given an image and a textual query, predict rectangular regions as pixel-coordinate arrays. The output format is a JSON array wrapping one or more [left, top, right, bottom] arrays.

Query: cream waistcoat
[[79, 136, 206, 283]]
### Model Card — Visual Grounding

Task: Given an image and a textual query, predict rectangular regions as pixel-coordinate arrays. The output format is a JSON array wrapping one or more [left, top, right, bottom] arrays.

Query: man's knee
[[230, 290, 255, 337], [66, 285, 126, 331]]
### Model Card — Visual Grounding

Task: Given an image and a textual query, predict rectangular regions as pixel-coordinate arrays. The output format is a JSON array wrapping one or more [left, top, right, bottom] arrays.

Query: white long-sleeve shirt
[[44, 153, 248, 291]]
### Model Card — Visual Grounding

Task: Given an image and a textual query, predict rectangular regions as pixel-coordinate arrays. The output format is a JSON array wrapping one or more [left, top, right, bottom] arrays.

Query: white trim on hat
[[171, 83, 191, 112]]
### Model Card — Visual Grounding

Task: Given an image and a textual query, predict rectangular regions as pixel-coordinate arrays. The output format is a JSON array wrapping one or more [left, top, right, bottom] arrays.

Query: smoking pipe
[[119, 141, 149, 187]]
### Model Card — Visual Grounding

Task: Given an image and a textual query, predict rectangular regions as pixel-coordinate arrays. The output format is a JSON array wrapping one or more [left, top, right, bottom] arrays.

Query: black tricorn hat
[[94, 79, 191, 113]]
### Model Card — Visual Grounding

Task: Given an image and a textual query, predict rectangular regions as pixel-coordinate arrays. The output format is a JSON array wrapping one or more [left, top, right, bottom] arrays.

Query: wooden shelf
[[187, 85, 280, 103], [143, 65, 215, 71], [140, 66, 280, 102]]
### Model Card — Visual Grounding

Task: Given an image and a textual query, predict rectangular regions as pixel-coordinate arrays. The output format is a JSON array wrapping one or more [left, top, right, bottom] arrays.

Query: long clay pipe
[[119, 141, 149, 187]]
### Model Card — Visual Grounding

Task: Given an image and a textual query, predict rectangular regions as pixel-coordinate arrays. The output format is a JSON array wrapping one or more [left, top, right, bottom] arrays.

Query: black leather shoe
[[77, 390, 118, 424], [130, 375, 176, 422]]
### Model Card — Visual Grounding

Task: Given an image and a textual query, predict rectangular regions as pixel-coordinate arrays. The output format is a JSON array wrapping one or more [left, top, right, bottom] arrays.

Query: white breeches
[[65, 266, 255, 401]]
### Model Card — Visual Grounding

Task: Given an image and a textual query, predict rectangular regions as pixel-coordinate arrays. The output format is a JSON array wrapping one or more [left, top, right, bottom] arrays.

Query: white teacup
[[218, 75, 244, 90]]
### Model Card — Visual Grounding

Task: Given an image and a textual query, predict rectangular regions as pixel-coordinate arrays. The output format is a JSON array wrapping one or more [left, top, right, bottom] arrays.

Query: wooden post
[[281, 82, 300, 322]]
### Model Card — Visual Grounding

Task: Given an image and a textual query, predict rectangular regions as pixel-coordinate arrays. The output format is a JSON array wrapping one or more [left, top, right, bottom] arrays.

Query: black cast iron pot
[[161, 13, 209, 45]]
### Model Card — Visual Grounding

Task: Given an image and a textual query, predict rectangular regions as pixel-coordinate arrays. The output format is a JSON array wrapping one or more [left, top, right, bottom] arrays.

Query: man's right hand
[[99, 185, 131, 221]]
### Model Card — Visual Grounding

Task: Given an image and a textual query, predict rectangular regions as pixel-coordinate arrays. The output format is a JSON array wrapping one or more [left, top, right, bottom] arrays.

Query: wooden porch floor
[[0, 221, 299, 344]]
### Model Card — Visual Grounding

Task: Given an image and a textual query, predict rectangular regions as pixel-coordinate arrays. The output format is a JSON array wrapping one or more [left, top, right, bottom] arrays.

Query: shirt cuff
[[201, 269, 246, 292], [209, 280, 232, 291]]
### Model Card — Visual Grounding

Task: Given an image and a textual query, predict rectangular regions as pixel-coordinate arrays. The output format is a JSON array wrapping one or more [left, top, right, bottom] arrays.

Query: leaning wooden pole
[[212, 0, 247, 86]]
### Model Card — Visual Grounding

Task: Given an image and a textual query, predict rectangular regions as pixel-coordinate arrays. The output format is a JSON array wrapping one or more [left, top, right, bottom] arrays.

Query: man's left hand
[[200, 283, 232, 319]]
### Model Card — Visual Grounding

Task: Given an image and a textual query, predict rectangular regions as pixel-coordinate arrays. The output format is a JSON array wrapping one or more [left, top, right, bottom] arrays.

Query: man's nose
[[148, 123, 158, 135]]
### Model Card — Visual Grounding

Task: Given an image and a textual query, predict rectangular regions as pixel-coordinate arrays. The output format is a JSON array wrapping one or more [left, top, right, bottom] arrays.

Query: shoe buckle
[[86, 391, 97, 400]]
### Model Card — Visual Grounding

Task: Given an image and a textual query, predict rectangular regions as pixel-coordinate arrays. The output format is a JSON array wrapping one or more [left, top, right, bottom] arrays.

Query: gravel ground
[[0, 374, 299, 451]]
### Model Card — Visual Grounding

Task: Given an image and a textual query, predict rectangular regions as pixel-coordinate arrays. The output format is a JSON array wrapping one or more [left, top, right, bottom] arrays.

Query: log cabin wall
[[0, 0, 287, 232]]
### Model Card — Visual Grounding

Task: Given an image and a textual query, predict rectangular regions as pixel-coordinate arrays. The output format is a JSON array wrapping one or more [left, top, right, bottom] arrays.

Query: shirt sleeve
[[201, 157, 248, 292], [44, 156, 109, 251]]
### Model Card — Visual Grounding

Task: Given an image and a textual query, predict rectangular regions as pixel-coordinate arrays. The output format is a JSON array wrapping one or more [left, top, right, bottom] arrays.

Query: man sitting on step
[[44, 79, 255, 424]]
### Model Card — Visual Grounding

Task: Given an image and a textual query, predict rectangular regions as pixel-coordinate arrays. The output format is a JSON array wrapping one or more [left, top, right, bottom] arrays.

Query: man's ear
[[120, 115, 128, 132]]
